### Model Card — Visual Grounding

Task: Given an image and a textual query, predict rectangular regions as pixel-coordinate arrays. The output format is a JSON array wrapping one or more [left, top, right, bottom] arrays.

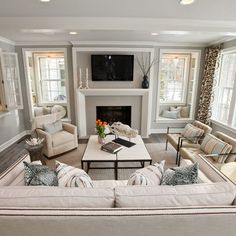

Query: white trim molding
[[0, 130, 31, 153], [0, 36, 15, 46], [16, 41, 72, 46]]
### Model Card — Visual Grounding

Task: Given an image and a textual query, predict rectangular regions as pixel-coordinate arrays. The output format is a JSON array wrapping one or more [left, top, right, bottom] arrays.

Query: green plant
[[96, 119, 107, 138]]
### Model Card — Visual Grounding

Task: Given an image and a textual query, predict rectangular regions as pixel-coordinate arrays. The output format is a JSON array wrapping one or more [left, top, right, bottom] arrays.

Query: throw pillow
[[162, 110, 179, 119], [56, 161, 93, 188], [200, 134, 232, 163], [170, 106, 181, 118], [127, 160, 165, 186], [180, 106, 190, 118], [161, 162, 199, 186], [43, 120, 63, 134], [181, 123, 204, 142], [23, 162, 58, 186]]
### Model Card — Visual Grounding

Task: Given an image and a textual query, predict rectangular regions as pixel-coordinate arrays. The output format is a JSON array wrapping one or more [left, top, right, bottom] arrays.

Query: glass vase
[[98, 135, 106, 144]]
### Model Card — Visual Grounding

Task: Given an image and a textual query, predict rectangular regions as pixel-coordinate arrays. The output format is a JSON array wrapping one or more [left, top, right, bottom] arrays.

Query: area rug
[[46, 143, 177, 180]]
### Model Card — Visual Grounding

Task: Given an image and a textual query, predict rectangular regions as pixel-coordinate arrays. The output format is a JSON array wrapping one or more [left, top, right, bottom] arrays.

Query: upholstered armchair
[[32, 114, 78, 158], [166, 120, 212, 165]]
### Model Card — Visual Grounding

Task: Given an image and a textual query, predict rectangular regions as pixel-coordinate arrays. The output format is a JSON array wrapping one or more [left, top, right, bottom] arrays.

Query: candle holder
[[78, 67, 83, 89], [85, 68, 89, 89]]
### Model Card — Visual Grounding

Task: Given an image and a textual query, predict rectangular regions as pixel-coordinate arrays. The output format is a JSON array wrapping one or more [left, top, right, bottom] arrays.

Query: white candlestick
[[79, 67, 83, 89], [85, 68, 89, 89]]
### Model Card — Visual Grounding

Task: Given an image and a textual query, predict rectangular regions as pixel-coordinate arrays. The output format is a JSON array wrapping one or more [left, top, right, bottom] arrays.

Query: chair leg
[[178, 154, 181, 166], [165, 139, 168, 150], [175, 151, 179, 165]]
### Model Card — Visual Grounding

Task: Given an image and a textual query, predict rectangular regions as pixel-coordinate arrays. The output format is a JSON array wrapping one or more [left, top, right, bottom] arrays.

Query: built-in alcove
[[96, 106, 131, 126]]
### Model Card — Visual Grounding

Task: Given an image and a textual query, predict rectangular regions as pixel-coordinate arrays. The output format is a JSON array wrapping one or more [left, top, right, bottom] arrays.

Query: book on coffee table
[[101, 142, 123, 154]]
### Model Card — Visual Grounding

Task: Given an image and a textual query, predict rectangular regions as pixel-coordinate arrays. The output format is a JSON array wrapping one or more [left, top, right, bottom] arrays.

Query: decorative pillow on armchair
[[24, 162, 58, 186], [43, 120, 63, 134], [127, 161, 165, 186], [161, 162, 199, 186], [181, 123, 204, 142], [56, 161, 93, 188], [200, 134, 232, 163]]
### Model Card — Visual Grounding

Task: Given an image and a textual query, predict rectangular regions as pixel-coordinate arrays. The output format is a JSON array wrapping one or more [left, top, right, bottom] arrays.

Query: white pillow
[[56, 161, 93, 188], [162, 110, 179, 119], [170, 106, 181, 118], [127, 161, 165, 186]]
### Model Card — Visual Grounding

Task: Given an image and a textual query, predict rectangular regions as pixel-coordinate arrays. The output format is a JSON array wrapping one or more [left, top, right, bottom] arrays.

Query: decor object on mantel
[[78, 67, 89, 89], [136, 55, 157, 89], [24, 137, 46, 165], [96, 119, 107, 144], [108, 122, 138, 140]]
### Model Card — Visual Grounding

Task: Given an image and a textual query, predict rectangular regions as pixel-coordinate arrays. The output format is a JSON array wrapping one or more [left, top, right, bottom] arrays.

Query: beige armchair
[[32, 114, 78, 158], [166, 120, 212, 165]]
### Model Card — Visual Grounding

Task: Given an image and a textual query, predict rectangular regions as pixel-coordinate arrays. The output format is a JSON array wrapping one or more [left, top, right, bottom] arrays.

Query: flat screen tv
[[91, 55, 134, 81]]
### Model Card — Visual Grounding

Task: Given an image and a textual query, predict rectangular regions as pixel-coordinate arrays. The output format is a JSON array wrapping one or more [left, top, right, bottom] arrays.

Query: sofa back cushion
[[201, 134, 232, 163], [0, 186, 115, 208], [115, 182, 235, 208]]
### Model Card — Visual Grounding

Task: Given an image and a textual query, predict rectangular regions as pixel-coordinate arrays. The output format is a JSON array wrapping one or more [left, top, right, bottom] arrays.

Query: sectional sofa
[[0, 153, 236, 236]]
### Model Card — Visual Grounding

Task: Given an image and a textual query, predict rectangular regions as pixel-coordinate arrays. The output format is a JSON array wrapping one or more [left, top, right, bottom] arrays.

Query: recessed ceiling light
[[179, 0, 195, 5], [69, 32, 78, 35], [40, 0, 51, 2], [151, 32, 159, 36]]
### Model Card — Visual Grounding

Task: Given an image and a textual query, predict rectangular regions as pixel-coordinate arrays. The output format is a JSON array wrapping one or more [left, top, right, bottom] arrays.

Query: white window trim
[[22, 48, 71, 122], [155, 49, 201, 122], [212, 47, 236, 128]]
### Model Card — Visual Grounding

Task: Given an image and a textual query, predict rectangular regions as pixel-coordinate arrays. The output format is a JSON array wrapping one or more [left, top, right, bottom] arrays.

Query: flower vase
[[142, 75, 149, 89], [98, 136, 106, 144]]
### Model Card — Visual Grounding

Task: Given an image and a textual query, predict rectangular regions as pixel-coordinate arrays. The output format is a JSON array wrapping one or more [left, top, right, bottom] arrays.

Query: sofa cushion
[[161, 163, 199, 185], [43, 120, 63, 134], [200, 134, 233, 163], [170, 106, 181, 118], [180, 106, 190, 118], [52, 131, 74, 147], [181, 123, 204, 140], [115, 182, 235, 208], [56, 161, 93, 188], [93, 180, 128, 188], [127, 161, 165, 186], [24, 162, 58, 186], [0, 186, 115, 208], [162, 110, 179, 119]]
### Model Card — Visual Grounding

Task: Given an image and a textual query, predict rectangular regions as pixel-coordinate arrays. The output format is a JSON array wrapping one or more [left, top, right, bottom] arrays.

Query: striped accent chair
[[180, 132, 236, 168], [166, 120, 212, 165]]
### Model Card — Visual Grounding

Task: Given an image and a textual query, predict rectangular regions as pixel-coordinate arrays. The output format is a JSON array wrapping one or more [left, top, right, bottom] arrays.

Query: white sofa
[[0, 153, 236, 236]]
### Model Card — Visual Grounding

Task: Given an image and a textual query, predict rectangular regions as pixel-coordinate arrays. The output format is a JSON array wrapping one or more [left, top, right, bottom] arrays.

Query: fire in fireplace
[[96, 106, 131, 126]]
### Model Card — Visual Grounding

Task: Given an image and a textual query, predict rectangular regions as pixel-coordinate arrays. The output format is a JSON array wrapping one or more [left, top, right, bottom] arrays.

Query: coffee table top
[[82, 135, 152, 162]]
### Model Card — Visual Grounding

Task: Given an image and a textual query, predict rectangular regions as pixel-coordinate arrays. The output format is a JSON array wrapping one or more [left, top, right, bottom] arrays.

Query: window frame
[[155, 49, 201, 122], [159, 53, 191, 105], [34, 52, 67, 106], [0, 52, 23, 111], [211, 47, 236, 129]]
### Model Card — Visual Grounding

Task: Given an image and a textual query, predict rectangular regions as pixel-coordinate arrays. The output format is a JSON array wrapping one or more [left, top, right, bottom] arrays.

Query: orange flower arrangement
[[96, 119, 107, 138]]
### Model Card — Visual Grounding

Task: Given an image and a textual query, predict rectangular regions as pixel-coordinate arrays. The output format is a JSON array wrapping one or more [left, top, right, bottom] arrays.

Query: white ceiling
[[0, 0, 236, 45]]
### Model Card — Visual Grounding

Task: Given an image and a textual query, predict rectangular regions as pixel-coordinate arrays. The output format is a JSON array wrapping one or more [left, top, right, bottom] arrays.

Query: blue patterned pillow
[[24, 162, 58, 186], [161, 163, 199, 186]]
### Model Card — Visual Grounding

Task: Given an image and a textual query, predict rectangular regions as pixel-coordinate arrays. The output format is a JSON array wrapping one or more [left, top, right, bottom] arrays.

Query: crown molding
[[71, 40, 207, 48], [15, 41, 72, 46], [0, 36, 15, 46], [207, 36, 236, 47]]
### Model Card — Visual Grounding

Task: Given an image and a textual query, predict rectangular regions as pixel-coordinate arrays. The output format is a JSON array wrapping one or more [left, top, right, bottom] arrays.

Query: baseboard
[[0, 130, 31, 153]]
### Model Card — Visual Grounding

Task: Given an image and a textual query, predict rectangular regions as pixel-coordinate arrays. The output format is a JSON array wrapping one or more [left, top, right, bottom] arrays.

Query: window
[[0, 52, 23, 111], [159, 53, 190, 103], [212, 51, 236, 128], [35, 53, 67, 105]]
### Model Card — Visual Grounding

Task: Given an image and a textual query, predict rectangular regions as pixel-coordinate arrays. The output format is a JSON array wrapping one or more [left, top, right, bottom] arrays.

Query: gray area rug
[[46, 143, 177, 180]]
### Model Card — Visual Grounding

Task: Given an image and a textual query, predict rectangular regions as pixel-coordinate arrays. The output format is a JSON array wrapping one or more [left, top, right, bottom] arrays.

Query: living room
[[0, 0, 236, 235]]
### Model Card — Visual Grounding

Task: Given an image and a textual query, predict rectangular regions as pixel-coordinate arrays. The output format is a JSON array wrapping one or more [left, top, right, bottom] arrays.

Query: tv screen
[[91, 55, 134, 81]]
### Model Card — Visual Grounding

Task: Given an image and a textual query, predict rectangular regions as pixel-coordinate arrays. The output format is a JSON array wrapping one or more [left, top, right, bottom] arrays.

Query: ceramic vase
[[142, 75, 149, 89]]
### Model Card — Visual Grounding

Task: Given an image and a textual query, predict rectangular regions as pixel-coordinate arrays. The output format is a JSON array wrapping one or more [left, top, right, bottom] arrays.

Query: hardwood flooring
[[0, 133, 166, 174]]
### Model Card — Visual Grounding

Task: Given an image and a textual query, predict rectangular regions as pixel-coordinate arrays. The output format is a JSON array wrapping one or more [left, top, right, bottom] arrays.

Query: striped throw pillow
[[127, 161, 165, 186], [181, 124, 204, 141], [56, 161, 93, 188], [200, 134, 232, 163]]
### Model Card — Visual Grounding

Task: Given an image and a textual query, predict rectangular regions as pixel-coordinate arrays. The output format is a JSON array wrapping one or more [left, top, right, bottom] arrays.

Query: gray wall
[[0, 41, 26, 146], [15, 45, 76, 129]]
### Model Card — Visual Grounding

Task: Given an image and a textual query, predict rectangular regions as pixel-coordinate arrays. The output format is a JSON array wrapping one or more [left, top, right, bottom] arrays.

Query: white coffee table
[[81, 135, 152, 180]]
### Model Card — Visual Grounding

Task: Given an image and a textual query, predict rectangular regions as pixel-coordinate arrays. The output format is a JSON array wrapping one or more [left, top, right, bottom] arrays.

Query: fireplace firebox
[[96, 106, 131, 126]]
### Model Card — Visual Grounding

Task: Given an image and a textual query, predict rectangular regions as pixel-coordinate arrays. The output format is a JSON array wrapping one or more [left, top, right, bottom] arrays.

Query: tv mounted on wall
[[91, 55, 134, 81]]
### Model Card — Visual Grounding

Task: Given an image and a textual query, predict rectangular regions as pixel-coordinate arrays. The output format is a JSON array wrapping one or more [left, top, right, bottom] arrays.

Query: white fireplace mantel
[[77, 88, 151, 137]]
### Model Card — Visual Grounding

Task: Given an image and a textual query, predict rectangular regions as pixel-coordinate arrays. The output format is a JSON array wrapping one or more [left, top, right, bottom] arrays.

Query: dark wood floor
[[0, 134, 166, 174]]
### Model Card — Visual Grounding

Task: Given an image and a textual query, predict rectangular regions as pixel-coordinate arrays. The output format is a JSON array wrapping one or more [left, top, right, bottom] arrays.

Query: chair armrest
[[63, 123, 77, 135], [179, 136, 203, 148], [36, 129, 52, 148], [201, 153, 236, 158]]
